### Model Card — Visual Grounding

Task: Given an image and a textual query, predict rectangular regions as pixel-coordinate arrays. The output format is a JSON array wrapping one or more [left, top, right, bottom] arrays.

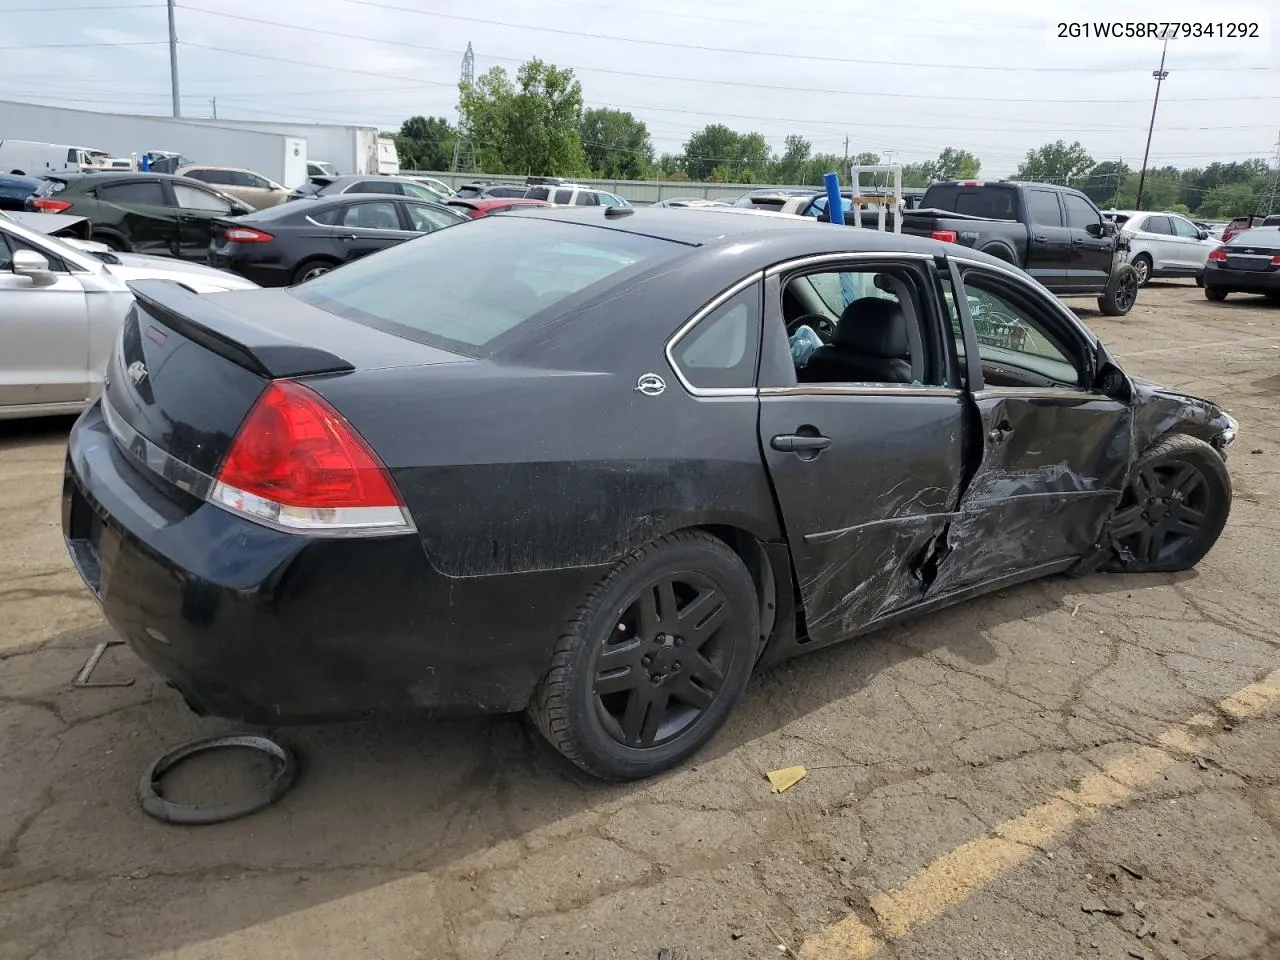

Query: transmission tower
[[1263, 128, 1280, 216], [452, 42, 477, 173]]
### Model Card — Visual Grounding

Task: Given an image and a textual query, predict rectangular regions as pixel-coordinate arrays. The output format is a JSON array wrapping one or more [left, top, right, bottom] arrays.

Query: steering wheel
[[788, 313, 836, 341]]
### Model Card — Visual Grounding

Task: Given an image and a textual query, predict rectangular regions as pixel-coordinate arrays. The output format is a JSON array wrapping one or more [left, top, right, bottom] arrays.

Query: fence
[[402, 170, 818, 205]]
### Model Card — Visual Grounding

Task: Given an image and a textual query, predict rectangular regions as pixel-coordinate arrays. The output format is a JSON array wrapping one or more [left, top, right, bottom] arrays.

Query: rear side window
[[349, 180, 398, 195], [669, 283, 760, 390], [923, 185, 1019, 220], [554, 188, 574, 204], [99, 181, 167, 206], [489, 186, 527, 198], [1025, 190, 1062, 227], [292, 217, 679, 353], [1145, 216, 1173, 235], [525, 186, 551, 201]]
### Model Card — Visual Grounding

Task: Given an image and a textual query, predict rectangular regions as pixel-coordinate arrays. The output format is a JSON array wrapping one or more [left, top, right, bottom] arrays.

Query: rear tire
[[1195, 272, 1205, 288], [1098, 264, 1139, 316], [291, 259, 335, 285], [1106, 434, 1231, 574], [1266, 292, 1280, 305], [528, 531, 760, 781], [1205, 286, 1227, 301], [93, 232, 127, 252]]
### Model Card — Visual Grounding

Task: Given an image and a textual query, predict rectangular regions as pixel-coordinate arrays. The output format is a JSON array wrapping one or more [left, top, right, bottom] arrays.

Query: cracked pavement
[[1, 281, 1278, 960]]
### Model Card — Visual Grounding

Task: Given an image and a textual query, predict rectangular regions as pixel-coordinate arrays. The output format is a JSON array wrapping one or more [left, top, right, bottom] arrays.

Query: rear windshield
[[1227, 227, 1280, 246], [921, 185, 1020, 219], [290, 217, 681, 354]]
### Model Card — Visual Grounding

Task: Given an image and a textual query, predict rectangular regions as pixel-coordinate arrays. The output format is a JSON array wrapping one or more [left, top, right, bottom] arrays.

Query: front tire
[[528, 531, 760, 781], [1205, 286, 1227, 301], [1131, 253, 1152, 286], [1106, 434, 1231, 574], [1098, 263, 1139, 316]]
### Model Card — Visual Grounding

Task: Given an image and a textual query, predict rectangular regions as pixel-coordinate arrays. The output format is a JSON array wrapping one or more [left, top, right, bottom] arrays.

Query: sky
[[2, 0, 1278, 178]]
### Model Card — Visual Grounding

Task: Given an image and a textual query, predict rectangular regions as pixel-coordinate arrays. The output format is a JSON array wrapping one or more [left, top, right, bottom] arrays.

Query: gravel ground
[[1, 280, 1277, 960]]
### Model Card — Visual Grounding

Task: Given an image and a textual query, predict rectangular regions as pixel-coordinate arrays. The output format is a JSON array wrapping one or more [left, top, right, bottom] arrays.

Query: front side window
[[292, 217, 679, 353], [172, 183, 232, 213], [959, 271, 1084, 387], [1171, 216, 1199, 239], [401, 182, 437, 201], [669, 283, 760, 390], [1063, 194, 1100, 231], [404, 204, 459, 232]]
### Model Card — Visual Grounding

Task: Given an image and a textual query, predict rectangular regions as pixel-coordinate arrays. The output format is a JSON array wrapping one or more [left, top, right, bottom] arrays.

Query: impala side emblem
[[635, 373, 666, 397], [126, 360, 148, 386]]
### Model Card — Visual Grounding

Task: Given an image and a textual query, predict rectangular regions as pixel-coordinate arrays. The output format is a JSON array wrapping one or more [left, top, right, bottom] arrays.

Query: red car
[[1222, 214, 1280, 243], [445, 197, 550, 219]]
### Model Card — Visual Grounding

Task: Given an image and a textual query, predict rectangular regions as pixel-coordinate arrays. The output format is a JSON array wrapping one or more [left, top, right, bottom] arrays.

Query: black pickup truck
[[901, 180, 1138, 316]]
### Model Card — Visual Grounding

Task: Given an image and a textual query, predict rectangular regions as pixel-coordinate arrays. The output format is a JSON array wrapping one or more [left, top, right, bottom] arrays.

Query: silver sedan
[[1, 211, 257, 420]]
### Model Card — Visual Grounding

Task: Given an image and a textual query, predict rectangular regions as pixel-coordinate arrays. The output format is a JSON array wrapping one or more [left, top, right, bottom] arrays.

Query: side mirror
[[12, 249, 55, 286], [1197, 229, 1209, 240]]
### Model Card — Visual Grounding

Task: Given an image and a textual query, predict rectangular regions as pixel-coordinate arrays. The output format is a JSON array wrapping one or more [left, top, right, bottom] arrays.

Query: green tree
[[1074, 160, 1130, 206], [773, 135, 811, 185], [655, 153, 686, 180], [900, 161, 935, 187], [1106, 167, 1181, 210], [395, 115, 455, 171], [932, 147, 980, 180], [457, 58, 587, 176], [681, 125, 772, 182], [580, 108, 653, 180], [1196, 182, 1261, 219], [1014, 140, 1094, 183], [853, 151, 882, 165], [800, 152, 844, 185]]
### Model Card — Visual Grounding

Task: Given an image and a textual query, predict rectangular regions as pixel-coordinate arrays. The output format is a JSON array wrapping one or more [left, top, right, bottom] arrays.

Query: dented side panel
[[757, 392, 967, 649], [929, 391, 1132, 595]]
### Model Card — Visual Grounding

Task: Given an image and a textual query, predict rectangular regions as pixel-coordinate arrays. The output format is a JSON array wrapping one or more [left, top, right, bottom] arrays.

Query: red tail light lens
[[1207, 248, 1227, 261], [223, 226, 274, 243], [211, 381, 412, 535], [1272, 255, 1280, 266], [33, 198, 72, 213], [931, 229, 958, 243]]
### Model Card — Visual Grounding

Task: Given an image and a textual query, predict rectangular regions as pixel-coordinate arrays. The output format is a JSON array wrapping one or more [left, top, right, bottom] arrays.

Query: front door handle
[[1033, 235, 1048, 242], [771, 434, 832, 453]]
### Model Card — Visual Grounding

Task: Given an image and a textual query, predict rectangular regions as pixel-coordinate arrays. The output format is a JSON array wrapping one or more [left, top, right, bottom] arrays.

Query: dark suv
[[27, 172, 251, 260]]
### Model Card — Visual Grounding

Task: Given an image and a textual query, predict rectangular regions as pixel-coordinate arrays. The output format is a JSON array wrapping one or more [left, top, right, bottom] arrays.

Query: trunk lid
[[103, 281, 467, 479]]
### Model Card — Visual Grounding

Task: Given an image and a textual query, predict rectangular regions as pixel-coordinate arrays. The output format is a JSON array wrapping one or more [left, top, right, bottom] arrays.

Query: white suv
[[523, 182, 630, 207], [1107, 210, 1218, 285]]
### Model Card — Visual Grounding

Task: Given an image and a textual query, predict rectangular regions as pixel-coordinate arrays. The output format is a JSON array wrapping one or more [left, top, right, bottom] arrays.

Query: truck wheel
[[528, 531, 760, 781], [1130, 254, 1152, 286], [1098, 264, 1139, 316]]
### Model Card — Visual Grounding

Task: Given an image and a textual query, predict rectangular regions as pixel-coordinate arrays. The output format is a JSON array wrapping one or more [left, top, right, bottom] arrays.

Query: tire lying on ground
[[529, 530, 760, 781], [1098, 263, 1140, 316]]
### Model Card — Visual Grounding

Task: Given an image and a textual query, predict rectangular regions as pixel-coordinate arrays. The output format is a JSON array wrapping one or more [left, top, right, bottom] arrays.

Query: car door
[[332, 200, 417, 263], [1023, 188, 1074, 288], [170, 182, 235, 261], [0, 230, 90, 409], [401, 201, 463, 234], [1062, 192, 1112, 291], [1141, 216, 1177, 272], [95, 180, 179, 256], [931, 260, 1132, 594], [754, 253, 968, 648], [1169, 215, 1209, 273]]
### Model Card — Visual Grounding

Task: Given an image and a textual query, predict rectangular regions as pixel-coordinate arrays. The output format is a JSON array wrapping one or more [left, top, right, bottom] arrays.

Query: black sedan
[[62, 208, 1237, 781], [208, 193, 467, 286], [0, 173, 41, 211], [1204, 226, 1280, 303]]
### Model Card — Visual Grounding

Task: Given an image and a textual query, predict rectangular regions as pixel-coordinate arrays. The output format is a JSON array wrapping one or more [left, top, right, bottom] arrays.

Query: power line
[[178, 41, 458, 86], [7, 2, 162, 9], [331, 0, 1274, 74], [0, 40, 168, 49]]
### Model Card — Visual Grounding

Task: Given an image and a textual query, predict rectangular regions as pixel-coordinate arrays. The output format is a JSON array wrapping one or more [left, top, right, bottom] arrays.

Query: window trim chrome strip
[[764, 250, 937, 277], [758, 385, 963, 399], [972, 386, 1109, 403]]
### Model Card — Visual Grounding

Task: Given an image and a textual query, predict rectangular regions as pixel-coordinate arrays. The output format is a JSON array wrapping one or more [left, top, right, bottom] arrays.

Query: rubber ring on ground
[[138, 734, 298, 825]]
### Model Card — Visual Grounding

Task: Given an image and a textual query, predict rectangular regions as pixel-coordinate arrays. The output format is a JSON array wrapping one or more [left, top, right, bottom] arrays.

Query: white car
[[1106, 210, 1218, 286], [407, 176, 455, 200], [0, 211, 257, 420]]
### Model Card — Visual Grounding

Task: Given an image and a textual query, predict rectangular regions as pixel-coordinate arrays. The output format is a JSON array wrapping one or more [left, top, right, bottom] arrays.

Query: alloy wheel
[[592, 573, 732, 749], [1114, 269, 1139, 312], [1110, 460, 1210, 564]]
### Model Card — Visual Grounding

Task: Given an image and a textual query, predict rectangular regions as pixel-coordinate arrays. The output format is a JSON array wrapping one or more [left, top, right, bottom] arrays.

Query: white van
[[0, 140, 108, 176]]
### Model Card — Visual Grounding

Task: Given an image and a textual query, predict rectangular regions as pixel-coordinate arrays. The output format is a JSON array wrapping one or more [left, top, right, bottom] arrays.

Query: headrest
[[832, 297, 909, 359]]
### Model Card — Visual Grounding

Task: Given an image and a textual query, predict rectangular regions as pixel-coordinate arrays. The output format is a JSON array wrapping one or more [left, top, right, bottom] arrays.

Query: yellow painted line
[[798, 668, 1280, 960]]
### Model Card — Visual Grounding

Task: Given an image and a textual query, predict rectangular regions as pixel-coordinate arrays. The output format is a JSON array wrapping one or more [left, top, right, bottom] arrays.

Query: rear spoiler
[[128, 280, 354, 379]]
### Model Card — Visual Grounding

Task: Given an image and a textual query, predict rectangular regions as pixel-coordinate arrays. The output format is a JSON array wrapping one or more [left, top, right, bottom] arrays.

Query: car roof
[[504, 205, 955, 257], [50, 171, 185, 185]]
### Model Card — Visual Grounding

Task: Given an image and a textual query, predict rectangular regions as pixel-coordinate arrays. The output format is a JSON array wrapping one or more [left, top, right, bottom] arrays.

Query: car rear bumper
[[63, 401, 600, 723], [207, 249, 294, 287], [1205, 264, 1280, 292]]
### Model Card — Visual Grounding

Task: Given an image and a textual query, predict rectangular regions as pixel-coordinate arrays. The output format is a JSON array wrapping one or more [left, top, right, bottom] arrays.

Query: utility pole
[[1134, 35, 1169, 210], [843, 134, 849, 165], [210, 97, 217, 120], [1264, 129, 1280, 215], [167, 0, 181, 117]]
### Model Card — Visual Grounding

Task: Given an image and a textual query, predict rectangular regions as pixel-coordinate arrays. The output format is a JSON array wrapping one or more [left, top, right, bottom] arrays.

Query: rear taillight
[[223, 226, 274, 243], [33, 198, 72, 213], [1207, 248, 1227, 261], [211, 381, 413, 536], [931, 229, 958, 243]]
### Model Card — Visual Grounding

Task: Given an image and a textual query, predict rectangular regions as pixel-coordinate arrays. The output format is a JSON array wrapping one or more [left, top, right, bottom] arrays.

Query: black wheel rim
[[1114, 271, 1138, 311], [1111, 460, 1211, 564], [592, 572, 733, 749]]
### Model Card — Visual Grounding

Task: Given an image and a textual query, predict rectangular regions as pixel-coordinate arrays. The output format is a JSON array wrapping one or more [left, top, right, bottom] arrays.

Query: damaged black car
[[62, 207, 1237, 781]]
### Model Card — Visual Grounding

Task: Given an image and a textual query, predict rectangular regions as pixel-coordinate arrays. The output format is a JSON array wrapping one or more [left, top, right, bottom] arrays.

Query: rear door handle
[[771, 434, 832, 453], [1033, 235, 1048, 242]]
